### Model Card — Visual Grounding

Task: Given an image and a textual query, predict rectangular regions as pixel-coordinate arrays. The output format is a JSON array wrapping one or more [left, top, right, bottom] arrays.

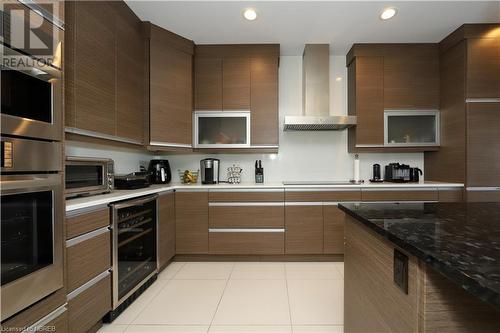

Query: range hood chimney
[[284, 44, 356, 131]]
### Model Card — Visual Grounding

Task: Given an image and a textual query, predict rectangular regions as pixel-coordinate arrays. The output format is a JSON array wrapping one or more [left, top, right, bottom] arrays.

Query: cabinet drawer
[[209, 230, 284, 255], [285, 190, 361, 202], [66, 228, 111, 293], [466, 189, 500, 202], [209, 190, 284, 202], [209, 203, 284, 228], [361, 189, 438, 201], [68, 274, 111, 333], [44, 306, 69, 333], [66, 206, 109, 239]]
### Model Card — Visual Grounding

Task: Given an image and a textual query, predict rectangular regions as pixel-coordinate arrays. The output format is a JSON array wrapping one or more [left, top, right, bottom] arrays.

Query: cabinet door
[[354, 57, 384, 145], [223, 57, 251, 110], [285, 205, 323, 254], [384, 52, 439, 109], [251, 57, 279, 145], [73, 1, 116, 135], [467, 103, 500, 186], [115, 9, 144, 143], [323, 205, 345, 254], [150, 43, 192, 145], [194, 57, 223, 110], [467, 38, 500, 99], [158, 192, 175, 268], [175, 192, 208, 254]]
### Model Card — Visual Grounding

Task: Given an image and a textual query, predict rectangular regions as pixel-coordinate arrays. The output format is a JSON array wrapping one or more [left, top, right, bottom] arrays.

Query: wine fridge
[[109, 194, 158, 318]]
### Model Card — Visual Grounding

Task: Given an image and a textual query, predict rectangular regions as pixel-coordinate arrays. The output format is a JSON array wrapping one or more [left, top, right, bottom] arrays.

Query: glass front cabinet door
[[193, 111, 251, 148], [384, 110, 440, 147]]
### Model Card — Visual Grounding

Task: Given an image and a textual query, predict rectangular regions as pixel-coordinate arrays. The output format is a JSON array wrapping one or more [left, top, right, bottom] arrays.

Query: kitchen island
[[339, 202, 500, 333]]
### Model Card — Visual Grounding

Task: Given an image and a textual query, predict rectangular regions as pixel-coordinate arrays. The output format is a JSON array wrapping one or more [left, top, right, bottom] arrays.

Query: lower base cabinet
[[323, 204, 345, 254], [209, 231, 284, 254], [158, 192, 176, 269], [175, 191, 209, 254], [68, 274, 112, 333], [285, 204, 324, 254]]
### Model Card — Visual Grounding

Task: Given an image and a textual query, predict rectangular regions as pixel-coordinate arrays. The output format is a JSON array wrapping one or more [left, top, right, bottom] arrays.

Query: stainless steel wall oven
[[0, 139, 63, 321]]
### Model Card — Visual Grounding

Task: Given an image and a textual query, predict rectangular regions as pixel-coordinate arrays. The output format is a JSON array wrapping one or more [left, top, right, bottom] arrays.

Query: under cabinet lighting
[[380, 7, 397, 20]]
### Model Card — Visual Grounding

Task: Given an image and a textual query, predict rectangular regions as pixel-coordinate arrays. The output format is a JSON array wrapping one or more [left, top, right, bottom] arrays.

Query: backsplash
[[65, 56, 424, 182]]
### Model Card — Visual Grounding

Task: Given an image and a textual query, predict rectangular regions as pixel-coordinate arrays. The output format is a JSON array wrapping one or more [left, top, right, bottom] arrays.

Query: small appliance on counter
[[255, 160, 264, 183], [200, 158, 220, 184], [370, 163, 383, 183], [148, 159, 171, 184], [410, 167, 423, 182], [65, 156, 114, 198], [384, 163, 423, 183], [114, 172, 150, 189]]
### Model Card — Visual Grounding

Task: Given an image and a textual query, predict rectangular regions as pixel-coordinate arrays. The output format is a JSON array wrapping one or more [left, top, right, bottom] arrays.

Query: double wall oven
[[1, 7, 64, 321]]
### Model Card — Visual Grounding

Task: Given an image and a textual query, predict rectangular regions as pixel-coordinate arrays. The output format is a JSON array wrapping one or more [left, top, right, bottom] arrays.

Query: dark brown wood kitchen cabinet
[[251, 57, 279, 146], [466, 103, 500, 187], [323, 204, 345, 254], [115, 5, 145, 143], [148, 24, 194, 148], [285, 204, 324, 254], [194, 45, 280, 149], [223, 57, 251, 110], [466, 37, 500, 99], [194, 57, 223, 110], [175, 191, 209, 254], [65, 1, 145, 145], [423, 24, 500, 200], [158, 191, 176, 269], [346, 44, 440, 152], [65, 1, 116, 136]]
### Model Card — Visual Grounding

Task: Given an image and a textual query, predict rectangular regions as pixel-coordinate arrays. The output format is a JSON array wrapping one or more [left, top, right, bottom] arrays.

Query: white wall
[[65, 141, 153, 174], [66, 55, 423, 182]]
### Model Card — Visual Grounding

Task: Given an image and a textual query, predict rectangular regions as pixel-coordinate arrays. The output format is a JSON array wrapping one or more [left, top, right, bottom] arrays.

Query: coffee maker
[[200, 158, 220, 184], [148, 159, 172, 184]]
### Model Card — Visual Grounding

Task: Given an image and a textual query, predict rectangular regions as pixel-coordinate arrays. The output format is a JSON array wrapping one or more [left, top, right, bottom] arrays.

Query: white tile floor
[[99, 262, 344, 333]]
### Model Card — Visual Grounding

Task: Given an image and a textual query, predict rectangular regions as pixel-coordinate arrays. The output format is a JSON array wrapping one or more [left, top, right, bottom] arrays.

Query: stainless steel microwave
[[65, 157, 114, 198], [1, 45, 63, 141]]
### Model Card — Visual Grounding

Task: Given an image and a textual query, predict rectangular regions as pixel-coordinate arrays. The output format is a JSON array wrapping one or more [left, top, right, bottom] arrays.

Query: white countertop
[[65, 181, 464, 212]]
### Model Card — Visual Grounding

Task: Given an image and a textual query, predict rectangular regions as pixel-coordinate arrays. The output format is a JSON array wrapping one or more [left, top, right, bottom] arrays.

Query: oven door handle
[[0, 174, 62, 193], [109, 194, 159, 210]]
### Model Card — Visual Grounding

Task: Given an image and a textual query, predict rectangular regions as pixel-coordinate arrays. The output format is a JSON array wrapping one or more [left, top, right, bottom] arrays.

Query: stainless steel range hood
[[284, 44, 356, 131]]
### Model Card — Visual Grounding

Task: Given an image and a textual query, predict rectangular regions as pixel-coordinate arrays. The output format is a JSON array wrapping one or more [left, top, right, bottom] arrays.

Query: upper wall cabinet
[[346, 44, 440, 152], [146, 23, 194, 150], [194, 45, 280, 149], [65, 1, 145, 145], [466, 37, 500, 99]]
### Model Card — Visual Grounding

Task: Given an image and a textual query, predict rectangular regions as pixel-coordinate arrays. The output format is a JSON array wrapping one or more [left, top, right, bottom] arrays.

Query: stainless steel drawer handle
[[209, 228, 285, 233], [65, 226, 110, 247], [67, 269, 111, 300]]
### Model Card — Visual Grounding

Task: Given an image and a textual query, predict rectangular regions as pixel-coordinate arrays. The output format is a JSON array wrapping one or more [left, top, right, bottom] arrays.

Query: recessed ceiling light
[[243, 8, 257, 21], [380, 7, 397, 20], [335, 77, 343, 82]]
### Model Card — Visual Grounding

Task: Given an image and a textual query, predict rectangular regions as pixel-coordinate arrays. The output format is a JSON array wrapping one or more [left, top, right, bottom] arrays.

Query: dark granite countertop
[[339, 202, 500, 311]]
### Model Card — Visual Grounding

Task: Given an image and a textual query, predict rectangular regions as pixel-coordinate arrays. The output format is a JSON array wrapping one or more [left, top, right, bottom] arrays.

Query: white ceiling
[[126, 1, 500, 55]]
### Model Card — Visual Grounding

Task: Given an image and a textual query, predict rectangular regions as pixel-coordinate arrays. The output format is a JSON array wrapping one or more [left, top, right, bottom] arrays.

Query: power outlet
[[394, 249, 409, 294]]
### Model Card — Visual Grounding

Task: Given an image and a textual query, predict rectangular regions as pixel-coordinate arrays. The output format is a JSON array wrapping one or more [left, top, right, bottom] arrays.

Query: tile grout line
[[284, 263, 295, 333], [207, 262, 235, 332], [126, 262, 186, 328]]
